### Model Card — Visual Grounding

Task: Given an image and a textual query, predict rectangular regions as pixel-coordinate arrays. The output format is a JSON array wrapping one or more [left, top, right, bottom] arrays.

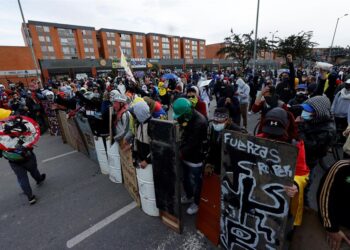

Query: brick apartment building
[[23, 20, 99, 60], [180, 38, 206, 59], [98, 29, 147, 59], [145, 33, 181, 59]]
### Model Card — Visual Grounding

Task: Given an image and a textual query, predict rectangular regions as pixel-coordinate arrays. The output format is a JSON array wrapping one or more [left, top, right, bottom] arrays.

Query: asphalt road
[[0, 107, 333, 250]]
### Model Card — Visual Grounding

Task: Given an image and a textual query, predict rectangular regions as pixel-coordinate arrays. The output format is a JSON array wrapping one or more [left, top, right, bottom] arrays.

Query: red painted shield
[[0, 116, 40, 151]]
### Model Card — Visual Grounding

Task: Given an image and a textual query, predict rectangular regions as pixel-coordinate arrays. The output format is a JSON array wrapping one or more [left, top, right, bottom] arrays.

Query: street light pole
[[329, 13, 348, 60], [18, 0, 41, 85], [252, 0, 260, 75]]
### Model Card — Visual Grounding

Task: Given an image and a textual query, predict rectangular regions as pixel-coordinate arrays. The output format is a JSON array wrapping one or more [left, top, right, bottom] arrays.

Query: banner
[[220, 131, 298, 250], [130, 58, 147, 69]]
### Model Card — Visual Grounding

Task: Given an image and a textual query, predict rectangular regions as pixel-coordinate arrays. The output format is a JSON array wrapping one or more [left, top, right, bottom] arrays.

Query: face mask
[[301, 110, 313, 121], [213, 123, 225, 132], [188, 96, 198, 107]]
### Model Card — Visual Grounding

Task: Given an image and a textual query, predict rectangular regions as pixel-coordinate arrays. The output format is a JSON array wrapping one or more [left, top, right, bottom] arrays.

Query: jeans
[[240, 103, 248, 128], [9, 153, 42, 199], [182, 162, 203, 205]]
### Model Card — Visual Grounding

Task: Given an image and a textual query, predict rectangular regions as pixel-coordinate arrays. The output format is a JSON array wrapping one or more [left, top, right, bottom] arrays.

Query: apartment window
[[154, 48, 159, 53], [173, 38, 178, 42], [136, 42, 143, 47], [41, 46, 47, 52], [153, 42, 159, 47], [88, 39, 93, 44], [60, 38, 68, 45], [107, 40, 111, 45], [90, 56, 95, 59], [42, 26, 49, 32], [39, 36, 45, 42], [154, 55, 160, 59], [121, 41, 131, 48], [173, 44, 178, 49], [192, 41, 197, 45], [153, 35, 159, 40], [46, 36, 51, 42], [50, 56, 56, 59], [83, 38, 87, 44], [135, 35, 143, 40], [36, 26, 43, 32], [82, 30, 92, 36], [48, 46, 54, 52], [121, 34, 131, 40], [84, 47, 89, 53], [122, 48, 132, 57], [137, 48, 144, 56], [200, 41, 205, 45], [162, 37, 168, 43], [89, 47, 94, 53], [106, 32, 115, 38], [62, 47, 70, 54], [43, 55, 49, 59], [58, 28, 73, 36], [163, 43, 170, 49]]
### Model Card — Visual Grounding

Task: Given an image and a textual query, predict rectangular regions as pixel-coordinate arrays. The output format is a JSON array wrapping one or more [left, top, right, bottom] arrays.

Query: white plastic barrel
[[94, 137, 109, 175], [107, 142, 122, 183], [136, 164, 159, 217]]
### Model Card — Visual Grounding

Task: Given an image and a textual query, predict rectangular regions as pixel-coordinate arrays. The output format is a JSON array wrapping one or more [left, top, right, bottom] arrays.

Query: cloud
[[1, 0, 350, 47]]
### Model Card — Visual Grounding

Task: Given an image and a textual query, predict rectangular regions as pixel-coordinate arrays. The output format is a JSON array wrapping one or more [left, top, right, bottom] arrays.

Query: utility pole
[[328, 14, 348, 61], [18, 0, 42, 86], [252, 0, 260, 75]]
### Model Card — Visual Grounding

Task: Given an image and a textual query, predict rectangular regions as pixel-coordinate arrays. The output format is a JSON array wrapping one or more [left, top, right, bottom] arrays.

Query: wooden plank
[[196, 174, 221, 246], [57, 110, 67, 143], [119, 146, 141, 207], [220, 131, 298, 250], [74, 114, 98, 164], [58, 111, 71, 145], [149, 119, 182, 233]]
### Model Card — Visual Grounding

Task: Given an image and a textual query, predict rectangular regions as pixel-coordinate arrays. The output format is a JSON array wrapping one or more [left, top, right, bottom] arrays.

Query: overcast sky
[[1, 0, 350, 48]]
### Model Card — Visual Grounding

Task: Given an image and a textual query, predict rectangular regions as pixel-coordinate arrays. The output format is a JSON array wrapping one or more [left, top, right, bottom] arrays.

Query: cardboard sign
[[119, 146, 141, 207], [220, 131, 298, 250], [58, 111, 71, 145], [75, 114, 98, 164], [149, 119, 182, 233]]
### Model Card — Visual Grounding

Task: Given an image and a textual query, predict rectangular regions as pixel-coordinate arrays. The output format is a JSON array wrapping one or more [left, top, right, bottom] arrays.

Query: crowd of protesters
[[1, 54, 350, 249]]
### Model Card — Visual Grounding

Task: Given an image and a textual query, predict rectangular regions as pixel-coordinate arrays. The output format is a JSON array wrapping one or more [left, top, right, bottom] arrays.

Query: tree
[[276, 31, 318, 63], [216, 30, 270, 69]]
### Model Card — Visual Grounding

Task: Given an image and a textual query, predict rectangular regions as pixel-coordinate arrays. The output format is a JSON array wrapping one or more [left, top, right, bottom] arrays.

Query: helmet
[[0, 84, 5, 91], [0, 108, 12, 120], [173, 98, 192, 120], [110, 90, 127, 103]]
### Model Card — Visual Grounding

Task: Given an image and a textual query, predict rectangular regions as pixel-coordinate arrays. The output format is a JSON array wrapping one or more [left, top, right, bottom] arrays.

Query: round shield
[[0, 116, 41, 151]]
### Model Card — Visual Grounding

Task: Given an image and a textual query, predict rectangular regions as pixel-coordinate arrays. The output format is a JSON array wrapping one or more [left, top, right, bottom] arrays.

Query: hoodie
[[331, 88, 350, 118], [299, 96, 336, 167], [236, 78, 250, 104]]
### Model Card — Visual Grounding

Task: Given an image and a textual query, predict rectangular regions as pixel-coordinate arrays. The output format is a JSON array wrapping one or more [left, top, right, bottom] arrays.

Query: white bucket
[[95, 137, 109, 175], [136, 165, 159, 217], [107, 142, 122, 183]]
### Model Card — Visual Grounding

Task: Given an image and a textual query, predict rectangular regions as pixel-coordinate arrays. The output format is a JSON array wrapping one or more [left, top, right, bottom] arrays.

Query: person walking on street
[[0, 111, 45, 205]]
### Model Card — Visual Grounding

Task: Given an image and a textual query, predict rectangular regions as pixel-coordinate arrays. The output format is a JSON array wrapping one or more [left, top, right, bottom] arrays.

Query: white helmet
[[110, 90, 127, 103]]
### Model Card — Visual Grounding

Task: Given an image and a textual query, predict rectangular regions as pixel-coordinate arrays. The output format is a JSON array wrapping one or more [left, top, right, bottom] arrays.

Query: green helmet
[[173, 98, 192, 120]]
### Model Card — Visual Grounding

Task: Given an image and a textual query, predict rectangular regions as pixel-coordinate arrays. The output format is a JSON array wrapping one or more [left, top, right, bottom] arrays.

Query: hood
[[236, 78, 245, 88], [304, 95, 331, 123], [131, 101, 151, 123]]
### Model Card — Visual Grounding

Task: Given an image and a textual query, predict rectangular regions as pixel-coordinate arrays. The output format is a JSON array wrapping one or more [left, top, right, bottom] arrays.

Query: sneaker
[[181, 195, 194, 204], [186, 203, 198, 215], [28, 195, 37, 205], [36, 174, 46, 186]]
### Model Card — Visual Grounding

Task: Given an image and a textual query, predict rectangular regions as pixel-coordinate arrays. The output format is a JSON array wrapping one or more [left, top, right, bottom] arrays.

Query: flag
[[120, 47, 136, 83]]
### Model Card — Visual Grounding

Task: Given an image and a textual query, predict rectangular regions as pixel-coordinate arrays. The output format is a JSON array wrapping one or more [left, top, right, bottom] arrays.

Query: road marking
[[66, 201, 137, 248], [41, 150, 78, 163]]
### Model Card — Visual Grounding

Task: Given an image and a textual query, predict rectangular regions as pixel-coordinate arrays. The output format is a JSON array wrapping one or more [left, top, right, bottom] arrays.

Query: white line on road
[[66, 201, 137, 248], [41, 150, 78, 163]]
